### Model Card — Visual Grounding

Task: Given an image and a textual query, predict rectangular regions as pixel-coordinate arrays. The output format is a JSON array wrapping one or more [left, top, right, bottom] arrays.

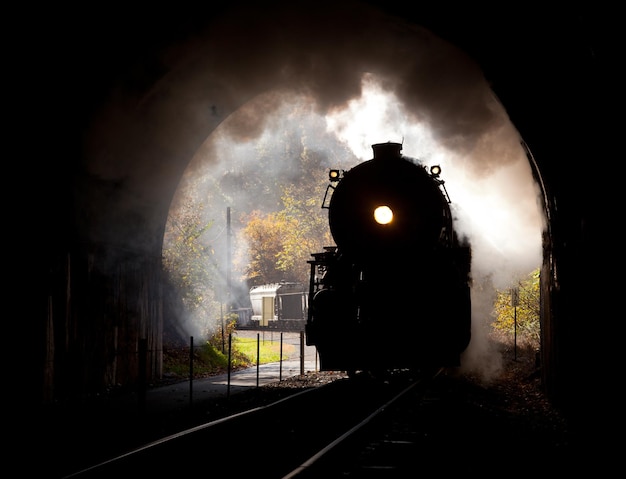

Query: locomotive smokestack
[[372, 142, 402, 159]]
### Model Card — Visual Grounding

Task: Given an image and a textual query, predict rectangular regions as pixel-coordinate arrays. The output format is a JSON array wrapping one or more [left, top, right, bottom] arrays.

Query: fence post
[[300, 330, 305, 375], [279, 332, 283, 381], [189, 336, 194, 408], [256, 333, 260, 388], [227, 333, 232, 398]]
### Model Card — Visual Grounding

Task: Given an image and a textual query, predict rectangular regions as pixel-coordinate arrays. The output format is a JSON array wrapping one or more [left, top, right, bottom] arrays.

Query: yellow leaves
[[242, 210, 293, 282], [241, 180, 332, 284], [492, 268, 541, 344]]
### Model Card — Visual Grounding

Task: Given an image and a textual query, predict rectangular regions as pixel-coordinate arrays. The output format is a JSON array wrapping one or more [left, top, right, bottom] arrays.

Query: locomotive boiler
[[305, 142, 471, 375]]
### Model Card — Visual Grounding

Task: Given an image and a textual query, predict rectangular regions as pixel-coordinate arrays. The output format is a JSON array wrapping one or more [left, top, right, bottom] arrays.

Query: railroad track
[[282, 369, 442, 478], [63, 369, 441, 479], [287, 366, 576, 477]]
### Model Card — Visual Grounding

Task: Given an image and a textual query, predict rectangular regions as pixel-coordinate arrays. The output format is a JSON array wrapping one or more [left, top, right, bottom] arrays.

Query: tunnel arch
[[82, 2, 541, 265]]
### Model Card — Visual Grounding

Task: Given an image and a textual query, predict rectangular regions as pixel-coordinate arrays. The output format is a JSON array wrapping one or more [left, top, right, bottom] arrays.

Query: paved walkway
[[111, 330, 320, 415], [140, 358, 319, 413]]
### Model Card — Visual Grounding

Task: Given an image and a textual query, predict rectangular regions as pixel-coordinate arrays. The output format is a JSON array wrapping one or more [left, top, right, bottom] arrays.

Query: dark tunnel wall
[[27, 1, 615, 445]]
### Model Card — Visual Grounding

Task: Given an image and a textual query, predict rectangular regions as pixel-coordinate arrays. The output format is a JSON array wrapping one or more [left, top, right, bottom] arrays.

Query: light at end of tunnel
[[374, 205, 393, 225]]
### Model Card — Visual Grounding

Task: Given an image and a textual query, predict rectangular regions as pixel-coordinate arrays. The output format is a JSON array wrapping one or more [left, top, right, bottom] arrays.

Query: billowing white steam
[[178, 76, 543, 381]]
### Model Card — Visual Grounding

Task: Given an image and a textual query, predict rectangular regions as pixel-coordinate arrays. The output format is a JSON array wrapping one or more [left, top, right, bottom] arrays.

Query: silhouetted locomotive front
[[306, 142, 471, 375]]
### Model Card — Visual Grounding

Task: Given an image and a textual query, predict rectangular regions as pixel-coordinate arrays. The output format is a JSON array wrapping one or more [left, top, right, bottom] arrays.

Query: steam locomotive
[[305, 142, 471, 375]]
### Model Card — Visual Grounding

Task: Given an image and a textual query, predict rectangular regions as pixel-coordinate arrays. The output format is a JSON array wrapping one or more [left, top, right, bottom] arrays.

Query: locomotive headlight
[[329, 169, 342, 182], [373, 205, 393, 225], [430, 165, 441, 177]]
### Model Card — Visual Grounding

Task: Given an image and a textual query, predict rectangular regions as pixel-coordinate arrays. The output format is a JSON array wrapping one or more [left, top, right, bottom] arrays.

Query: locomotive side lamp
[[430, 165, 442, 177], [329, 169, 343, 182], [374, 205, 393, 225]]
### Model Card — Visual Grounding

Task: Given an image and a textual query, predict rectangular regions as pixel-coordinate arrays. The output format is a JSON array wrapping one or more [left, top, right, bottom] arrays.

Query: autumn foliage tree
[[163, 130, 355, 334], [162, 200, 222, 336], [242, 210, 294, 284], [492, 268, 541, 346], [242, 147, 335, 285]]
